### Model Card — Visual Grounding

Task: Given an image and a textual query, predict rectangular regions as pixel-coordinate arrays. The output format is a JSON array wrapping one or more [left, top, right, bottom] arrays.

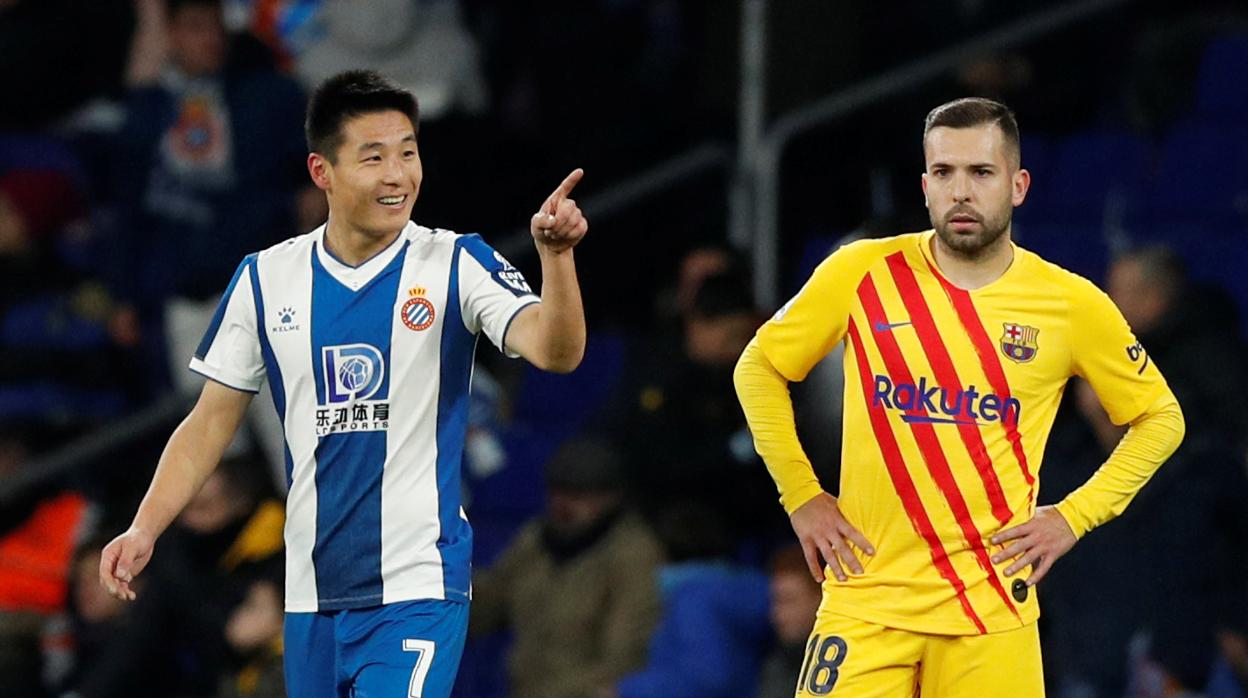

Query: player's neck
[[323, 216, 403, 267], [929, 230, 1015, 291]]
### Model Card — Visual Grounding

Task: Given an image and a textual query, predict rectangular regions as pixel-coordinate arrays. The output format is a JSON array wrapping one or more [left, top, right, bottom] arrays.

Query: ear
[[921, 172, 929, 206], [1012, 168, 1031, 207], [307, 153, 332, 192]]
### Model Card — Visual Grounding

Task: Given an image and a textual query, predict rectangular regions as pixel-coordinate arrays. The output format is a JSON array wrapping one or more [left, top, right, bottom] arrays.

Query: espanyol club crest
[[401, 286, 436, 332], [1000, 322, 1039, 363]]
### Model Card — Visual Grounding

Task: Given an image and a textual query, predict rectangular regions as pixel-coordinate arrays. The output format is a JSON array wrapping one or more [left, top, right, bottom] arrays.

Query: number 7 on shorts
[[403, 639, 436, 697]]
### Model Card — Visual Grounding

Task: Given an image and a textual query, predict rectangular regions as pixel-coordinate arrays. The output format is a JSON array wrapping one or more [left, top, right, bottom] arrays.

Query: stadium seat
[[1027, 130, 1153, 225], [1012, 134, 1054, 228], [1131, 221, 1248, 329], [1194, 34, 1248, 123], [1146, 122, 1248, 224], [512, 330, 628, 433], [1012, 221, 1111, 285]]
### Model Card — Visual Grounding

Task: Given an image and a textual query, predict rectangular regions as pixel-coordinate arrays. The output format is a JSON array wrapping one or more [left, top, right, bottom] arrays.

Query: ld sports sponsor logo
[[317, 343, 390, 436], [872, 375, 1021, 426]]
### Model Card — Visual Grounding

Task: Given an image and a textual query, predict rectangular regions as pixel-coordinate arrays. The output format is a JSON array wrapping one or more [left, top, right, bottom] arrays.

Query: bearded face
[[922, 124, 1029, 259]]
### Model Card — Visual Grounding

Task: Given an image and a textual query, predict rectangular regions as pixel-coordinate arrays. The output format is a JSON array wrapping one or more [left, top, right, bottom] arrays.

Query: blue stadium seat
[[1195, 34, 1248, 123], [1012, 134, 1054, 228], [511, 330, 628, 433], [1145, 122, 1248, 224], [1131, 221, 1248, 329], [1011, 222, 1111, 285], [1025, 130, 1152, 225]]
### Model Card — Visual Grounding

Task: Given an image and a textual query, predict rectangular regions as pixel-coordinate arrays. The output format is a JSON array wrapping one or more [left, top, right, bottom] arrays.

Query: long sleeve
[[734, 338, 825, 514], [1055, 389, 1185, 539]]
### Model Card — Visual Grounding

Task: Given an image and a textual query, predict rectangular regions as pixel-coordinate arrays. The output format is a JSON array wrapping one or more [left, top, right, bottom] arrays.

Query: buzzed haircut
[[924, 97, 1021, 167], [305, 70, 420, 162]]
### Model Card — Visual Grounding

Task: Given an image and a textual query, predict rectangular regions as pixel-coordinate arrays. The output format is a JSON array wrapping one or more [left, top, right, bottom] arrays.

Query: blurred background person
[[106, 0, 308, 486], [757, 544, 825, 698], [64, 455, 282, 698], [469, 437, 663, 698], [0, 426, 91, 698], [216, 569, 285, 698], [611, 500, 771, 698]]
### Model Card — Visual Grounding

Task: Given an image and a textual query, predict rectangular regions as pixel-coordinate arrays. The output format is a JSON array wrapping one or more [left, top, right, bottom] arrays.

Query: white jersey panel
[[253, 234, 321, 612], [381, 229, 455, 603], [189, 261, 265, 393]]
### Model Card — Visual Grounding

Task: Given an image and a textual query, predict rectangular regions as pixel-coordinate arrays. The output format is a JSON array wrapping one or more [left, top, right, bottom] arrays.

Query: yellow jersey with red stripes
[[757, 230, 1170, 635]]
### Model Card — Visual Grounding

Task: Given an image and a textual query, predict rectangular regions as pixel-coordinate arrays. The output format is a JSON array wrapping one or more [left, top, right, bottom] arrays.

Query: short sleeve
[[456, 235, 540, 358], [756, 239, 879, 382], [1070, 281, 1169, 425], [188, 257, 266, 392]]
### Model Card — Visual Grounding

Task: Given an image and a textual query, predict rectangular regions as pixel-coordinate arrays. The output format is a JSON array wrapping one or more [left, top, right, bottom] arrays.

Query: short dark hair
[[923, 97, 1021, 167], [305, 70, 420, 162]]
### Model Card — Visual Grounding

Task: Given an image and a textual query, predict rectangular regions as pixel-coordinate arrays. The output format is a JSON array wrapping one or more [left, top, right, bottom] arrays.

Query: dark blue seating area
[[984, 33, 1248, 314], [467, 331, 629, 567]]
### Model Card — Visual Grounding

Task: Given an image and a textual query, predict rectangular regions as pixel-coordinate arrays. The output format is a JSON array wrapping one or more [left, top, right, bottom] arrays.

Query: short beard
[[931, 209, 1011, 259]]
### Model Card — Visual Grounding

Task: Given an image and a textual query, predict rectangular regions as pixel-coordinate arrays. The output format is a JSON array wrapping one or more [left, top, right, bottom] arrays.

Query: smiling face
[[922, 123, 1029, 258], [308, 110, 422, 239]]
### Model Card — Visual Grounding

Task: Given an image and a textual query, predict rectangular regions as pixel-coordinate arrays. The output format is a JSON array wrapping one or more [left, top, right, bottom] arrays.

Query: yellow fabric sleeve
[[1054, 389, 1184, 539], [733, 338, 825, 514], [757, 238, 882, 382], [1069, 277, 1168, 425]]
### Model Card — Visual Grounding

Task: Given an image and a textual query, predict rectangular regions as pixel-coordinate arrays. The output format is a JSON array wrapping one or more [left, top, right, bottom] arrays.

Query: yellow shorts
[[792, 610, 1044, 698]]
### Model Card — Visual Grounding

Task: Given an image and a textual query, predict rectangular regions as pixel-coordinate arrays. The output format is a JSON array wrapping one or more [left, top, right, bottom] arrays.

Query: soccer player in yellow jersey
[[734, 97, 1186, 697]]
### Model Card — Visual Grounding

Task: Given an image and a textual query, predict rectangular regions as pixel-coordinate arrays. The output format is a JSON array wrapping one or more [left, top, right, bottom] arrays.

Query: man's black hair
[[305, 70, 420, 162]]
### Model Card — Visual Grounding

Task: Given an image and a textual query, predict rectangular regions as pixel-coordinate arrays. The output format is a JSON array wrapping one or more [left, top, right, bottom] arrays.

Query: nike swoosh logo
[[873, 320, 913, 332]]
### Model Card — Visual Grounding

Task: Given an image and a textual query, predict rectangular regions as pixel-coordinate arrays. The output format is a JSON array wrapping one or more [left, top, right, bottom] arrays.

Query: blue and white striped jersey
[[190, 222, 539, 611]]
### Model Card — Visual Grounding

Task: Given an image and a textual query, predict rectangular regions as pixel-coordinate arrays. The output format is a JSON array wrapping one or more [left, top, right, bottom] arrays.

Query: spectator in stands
[[109, 0, 306, 373], [470, 437, 663, 698], [757, 545, 823, 698], [108, 0, 308, 484], [67, 455, 283, 697], [0, 427, 91, 698], [294, 0, 487, 123], [612, 501, 770, 698], [622, 267, 775, 541], [43, 536, 151, 698], [0, 167, 139, 428], [1106, 245, 1248, 451], [1041, 245, 1248, 696], [216, 569, 285, 698]]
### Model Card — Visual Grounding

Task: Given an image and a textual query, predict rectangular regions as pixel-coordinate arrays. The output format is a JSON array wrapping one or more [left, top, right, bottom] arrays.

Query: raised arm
[[99, 379, 253, 599], [504, 169, 588, 373]]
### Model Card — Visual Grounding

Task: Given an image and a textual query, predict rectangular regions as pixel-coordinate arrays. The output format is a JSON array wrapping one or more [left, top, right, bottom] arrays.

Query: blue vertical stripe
[[435, 243, 476, 598], [246, 255, 294, 487], [195, 258, 251, 360], [309, 243, 407, 609]]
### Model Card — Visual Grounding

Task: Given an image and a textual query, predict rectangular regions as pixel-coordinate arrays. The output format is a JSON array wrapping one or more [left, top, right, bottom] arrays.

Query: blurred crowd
[[1, 0, 1247, 696]]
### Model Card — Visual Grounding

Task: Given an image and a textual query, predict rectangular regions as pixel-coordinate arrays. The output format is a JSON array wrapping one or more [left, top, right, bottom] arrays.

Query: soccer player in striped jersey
[[99, 70, 589, 697], [734, 97, 1185, 697]]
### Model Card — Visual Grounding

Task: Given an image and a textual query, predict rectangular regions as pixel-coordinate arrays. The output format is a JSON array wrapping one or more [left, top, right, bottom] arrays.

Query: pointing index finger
[[547, 168, 584, 212]]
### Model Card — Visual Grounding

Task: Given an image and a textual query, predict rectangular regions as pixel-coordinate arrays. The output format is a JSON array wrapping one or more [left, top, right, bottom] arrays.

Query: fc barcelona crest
[[1000, 323, 1039, 363]]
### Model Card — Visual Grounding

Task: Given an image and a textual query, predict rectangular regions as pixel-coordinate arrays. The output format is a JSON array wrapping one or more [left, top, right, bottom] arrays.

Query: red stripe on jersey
[[885, 253, 1013, 526], [846, 315, 987, 634], [858, 274, 1020, 624], [926, 258, 1037, 505]]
